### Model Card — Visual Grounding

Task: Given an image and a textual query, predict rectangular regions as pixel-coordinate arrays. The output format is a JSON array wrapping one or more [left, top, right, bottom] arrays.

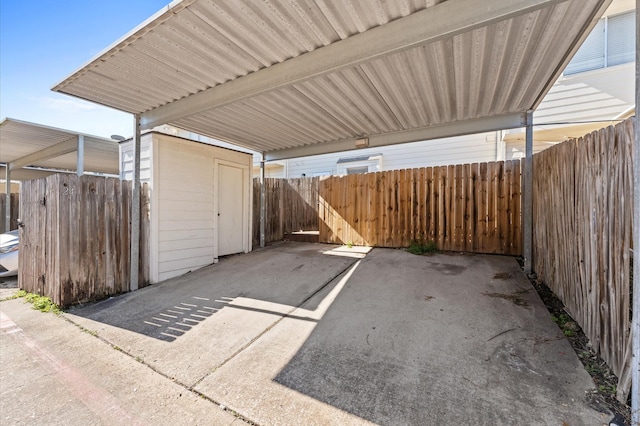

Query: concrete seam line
[[59, 314, 256, 425]]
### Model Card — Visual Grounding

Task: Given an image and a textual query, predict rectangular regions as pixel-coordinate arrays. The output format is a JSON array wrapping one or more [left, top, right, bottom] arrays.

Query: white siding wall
[[272, 132, 499, 178], [505, 141, 557, 160], [119, 138, 152, 182], [534, 62, 634, 124], [251, 163, 287, 178], [501, 1, 634, 160], [154, 134, 216, 282], [120, 133, 252, 283]]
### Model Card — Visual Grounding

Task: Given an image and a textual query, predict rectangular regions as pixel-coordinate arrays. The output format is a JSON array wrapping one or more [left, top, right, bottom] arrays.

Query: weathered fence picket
[[533, 118, 634, 401], [19, 174, 149, 307], [318, 161, 522, 254], [252, 177, 319, 246], [0, 193, 19, 233]]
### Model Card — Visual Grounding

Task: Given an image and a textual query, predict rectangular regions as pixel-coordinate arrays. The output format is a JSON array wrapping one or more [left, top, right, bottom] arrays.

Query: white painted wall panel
[[280, 132, 498, 177], [120, 132, 252, 284], [505, 141, 556, 160], [535, 63, 633, 123], [154, 134, 216, 281], [158, 229, 215, 243], [119, 140, 152, 182]]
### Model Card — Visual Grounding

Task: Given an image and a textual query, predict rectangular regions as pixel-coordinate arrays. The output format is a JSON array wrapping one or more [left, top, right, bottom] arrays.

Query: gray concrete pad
[[66, 242, 358, 387], [0, 299, 238, 426], [195, 248, 608, 425], [3, 243, 609, 425]]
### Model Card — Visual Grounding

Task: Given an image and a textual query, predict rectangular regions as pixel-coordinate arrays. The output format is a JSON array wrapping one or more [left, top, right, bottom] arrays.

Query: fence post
[[4, 166, 10, 232], [76, 135, 85, 176], [630, 2, 639, 422], [523, 111, 533, 274], [260, 154, 266, 248], [130, 114, 141, 291]]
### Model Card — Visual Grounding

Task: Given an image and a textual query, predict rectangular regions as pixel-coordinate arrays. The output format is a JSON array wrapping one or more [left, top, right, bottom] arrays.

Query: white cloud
[[35, 96, 98, 112]]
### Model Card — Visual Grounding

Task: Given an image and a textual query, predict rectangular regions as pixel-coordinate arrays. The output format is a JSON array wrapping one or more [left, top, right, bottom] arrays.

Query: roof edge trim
[[0, 117, 115, 142], [50, 0, 197, 94]]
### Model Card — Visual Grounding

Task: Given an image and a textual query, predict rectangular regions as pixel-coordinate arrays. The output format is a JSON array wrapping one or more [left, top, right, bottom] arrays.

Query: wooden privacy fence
[[0, 193, 19, 233], [252, 177, 319, 246], [19, 174, 149, 307], [319, 161, 522, 254], [533, 118, 634, 401]]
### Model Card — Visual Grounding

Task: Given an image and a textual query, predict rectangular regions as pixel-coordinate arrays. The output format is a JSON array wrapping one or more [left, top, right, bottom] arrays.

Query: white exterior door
[[217, 163, 245, 256]]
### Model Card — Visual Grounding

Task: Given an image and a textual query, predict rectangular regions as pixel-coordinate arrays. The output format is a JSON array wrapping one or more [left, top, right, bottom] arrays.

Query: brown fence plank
[[0, 193, 20, 233], [256, 161, 524, 254], [19, 175, 148, 307], [532, 119, 634, 401], [255, 177, 320, 246]]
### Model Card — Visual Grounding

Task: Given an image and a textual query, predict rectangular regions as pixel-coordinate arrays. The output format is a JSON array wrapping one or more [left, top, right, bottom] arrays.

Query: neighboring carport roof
[[0, 118, 119, 178], [0, 166, 84, 182], [52, 0, 611, 161]]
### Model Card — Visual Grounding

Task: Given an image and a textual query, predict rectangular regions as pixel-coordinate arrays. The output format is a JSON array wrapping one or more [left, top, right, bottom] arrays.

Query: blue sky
[[1, 0, 171, 138]]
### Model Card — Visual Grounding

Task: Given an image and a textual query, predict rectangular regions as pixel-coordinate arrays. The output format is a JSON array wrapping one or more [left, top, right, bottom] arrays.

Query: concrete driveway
[[8, 242, 608, 425]]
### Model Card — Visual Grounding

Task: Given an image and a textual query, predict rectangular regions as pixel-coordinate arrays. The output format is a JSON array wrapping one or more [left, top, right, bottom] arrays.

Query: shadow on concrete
[[68, 243, 360, 342], [137, 296, 229, 342], [64, 243, 602, 424]]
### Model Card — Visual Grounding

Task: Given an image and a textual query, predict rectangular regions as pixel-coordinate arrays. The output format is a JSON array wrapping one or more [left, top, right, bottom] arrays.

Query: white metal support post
[[523, 111, 534, 274], [260, 154, 266, 248], [4, 166, 10, 232], [130, 115, 141, 291], [630, 1, 639, 422], [76, 135, 85, 176]]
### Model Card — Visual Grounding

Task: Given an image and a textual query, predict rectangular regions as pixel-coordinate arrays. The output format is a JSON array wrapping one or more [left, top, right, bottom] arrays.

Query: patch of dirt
[[483, 289, 530, 308], [517, 257, 631, 424], [493, 272, 512, 280]]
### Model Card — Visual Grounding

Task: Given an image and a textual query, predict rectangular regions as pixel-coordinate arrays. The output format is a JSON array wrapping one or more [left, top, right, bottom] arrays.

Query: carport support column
[[4, 165, 10, 232], [260, 154, 266, 248], [523, 111, 533, 274], [130, 114, 141, 292], [76, 134, 85, 177], [630, 1, 639, 422]]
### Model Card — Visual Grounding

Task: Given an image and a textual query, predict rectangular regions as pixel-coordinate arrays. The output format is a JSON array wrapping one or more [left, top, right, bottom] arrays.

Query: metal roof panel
[[52, 0, 612, 158]]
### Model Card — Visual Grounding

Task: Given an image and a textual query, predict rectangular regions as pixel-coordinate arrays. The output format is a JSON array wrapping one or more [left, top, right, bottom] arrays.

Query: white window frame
[[564, 10, 635, 76]]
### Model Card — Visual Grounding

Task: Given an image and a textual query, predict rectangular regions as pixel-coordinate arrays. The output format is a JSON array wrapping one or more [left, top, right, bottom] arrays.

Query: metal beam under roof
[[51, 0, 612, 159], [0, 118, 119, 177]]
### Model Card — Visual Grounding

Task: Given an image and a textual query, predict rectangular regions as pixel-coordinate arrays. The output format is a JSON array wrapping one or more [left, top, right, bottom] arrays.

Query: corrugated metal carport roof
[[52, 0, 610, 160], [0, 118, 119, 179]]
